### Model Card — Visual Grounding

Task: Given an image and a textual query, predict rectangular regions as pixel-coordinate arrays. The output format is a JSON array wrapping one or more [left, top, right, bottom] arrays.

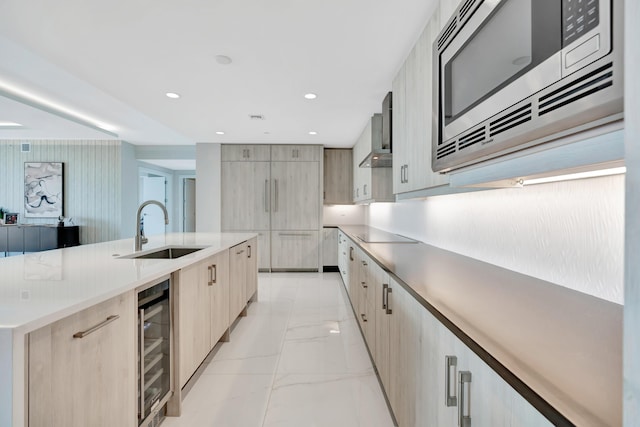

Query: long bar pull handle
[[279, 232, 313, 237], [385, 287, 393, 315], [445, 355, 458, 407], [405, 164, 409, 183], [459, 371, 472, 427], [349, 246, 354, 261], [138, 309, 145, 420], [264, 180, 269, 212], [208, 264, 217, 286], [382, 283, 388, 310], [274, 179, 279, 212], [73, 315, 120, 338], [247, 245, 252, 258]]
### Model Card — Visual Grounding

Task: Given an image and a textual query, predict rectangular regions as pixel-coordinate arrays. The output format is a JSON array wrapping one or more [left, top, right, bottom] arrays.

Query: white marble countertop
[[338, 225, 622, 427], [0, 232, 255, 333]]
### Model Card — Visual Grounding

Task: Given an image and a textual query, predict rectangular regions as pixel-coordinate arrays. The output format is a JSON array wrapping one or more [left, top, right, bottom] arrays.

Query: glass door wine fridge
[[138, 277, 172, 426]]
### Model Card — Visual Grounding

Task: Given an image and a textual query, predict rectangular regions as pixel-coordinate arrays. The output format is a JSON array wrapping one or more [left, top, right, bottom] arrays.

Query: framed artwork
[[24, 162, 64, 218]]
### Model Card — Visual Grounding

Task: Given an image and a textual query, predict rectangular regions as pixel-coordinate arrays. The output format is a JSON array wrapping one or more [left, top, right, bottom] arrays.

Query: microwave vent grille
[[538, 62, 613, 116], [436, 141, 457, 159], [459, 0, 479, 21], [458, 126, 487, 150], [438, 20, 458, 50], [489, 104, 533, 137]]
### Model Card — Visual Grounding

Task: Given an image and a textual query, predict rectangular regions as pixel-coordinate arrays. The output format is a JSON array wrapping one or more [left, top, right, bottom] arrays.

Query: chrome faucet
[[135, 200, 169, 251]]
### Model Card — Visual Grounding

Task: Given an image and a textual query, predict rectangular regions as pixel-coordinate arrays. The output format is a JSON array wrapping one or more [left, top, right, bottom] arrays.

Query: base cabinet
[[176, 250, 231, 389], [271, 231, 319, 271], [229, 237, 258, 322], [340, 236, 554, 427], [28, 292, 136, 427]]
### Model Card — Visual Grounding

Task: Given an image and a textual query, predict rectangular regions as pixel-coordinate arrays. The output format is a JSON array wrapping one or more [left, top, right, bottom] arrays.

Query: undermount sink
[[120, 247, 204, 259]]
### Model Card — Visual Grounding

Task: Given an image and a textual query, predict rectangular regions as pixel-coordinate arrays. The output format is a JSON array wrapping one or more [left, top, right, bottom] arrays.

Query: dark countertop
[[338, 225, 622, 427]]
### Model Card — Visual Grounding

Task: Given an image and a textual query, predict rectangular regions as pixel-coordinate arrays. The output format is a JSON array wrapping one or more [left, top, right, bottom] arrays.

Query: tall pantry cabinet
[[221, 144, 323, 271]]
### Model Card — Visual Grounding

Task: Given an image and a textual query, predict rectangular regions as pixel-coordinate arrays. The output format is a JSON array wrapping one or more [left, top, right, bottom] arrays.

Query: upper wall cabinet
[[271, 145, 321, 161], [324, 149, 353, 205], [393, 4, 449, 198], [353, 115, 394, 204], [221, 144, 271, 161]]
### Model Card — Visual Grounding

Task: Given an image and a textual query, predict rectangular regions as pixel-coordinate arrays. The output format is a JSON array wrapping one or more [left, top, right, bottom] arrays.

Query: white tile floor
[[162, 272, 395, 427]]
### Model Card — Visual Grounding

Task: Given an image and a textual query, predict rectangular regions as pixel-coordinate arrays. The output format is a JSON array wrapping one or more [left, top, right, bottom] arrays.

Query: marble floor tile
[[164, 272, 394, 426], [263, 373, 395, 427], [161, 374, 273, 427]]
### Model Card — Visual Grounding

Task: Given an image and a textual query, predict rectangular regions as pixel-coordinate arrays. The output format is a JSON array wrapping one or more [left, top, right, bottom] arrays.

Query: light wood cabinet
[[28, 292, 136, 427], [392, 11, 448, 197], [176, 250, 231, 389], [271, 145, 322, 161], [222, 144, 323, 271], [322, 227, 338, 267], [221, 144, 271, 161], [373, 261, 392, 394], [323, 149, 353, 204], [221, 161, 271, 231], [271, 231, 319, 271], [229, 237, 258, 321], [352, 115, 394, 203], [338, 231, 350, 285], [270, 161, 320, 230]]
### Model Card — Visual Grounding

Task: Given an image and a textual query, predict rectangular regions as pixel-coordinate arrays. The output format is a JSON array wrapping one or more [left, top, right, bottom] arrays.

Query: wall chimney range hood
[[360, 92, 392, 168]]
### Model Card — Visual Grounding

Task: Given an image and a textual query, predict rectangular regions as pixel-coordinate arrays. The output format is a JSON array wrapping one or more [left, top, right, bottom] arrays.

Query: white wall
[[323, 204, 366, 225], [120, 142, 138, 238], [195, 143, 221, 232], [367, 174, 625, 303]]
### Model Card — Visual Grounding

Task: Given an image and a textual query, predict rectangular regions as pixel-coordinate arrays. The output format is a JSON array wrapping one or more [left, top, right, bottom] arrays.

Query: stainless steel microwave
[[432, 0, 623, 173]]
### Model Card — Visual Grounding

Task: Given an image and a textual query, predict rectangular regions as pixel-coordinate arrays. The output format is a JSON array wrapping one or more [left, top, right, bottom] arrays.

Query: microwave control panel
[[563, 0, 599, 47]]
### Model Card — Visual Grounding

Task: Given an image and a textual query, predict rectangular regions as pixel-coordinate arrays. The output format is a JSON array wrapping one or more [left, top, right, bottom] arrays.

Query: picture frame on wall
[[24, 162, 64, 218]]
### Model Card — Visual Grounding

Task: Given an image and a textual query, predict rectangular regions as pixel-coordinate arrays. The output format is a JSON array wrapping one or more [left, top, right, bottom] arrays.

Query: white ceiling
[[0, 0, 438, 149]]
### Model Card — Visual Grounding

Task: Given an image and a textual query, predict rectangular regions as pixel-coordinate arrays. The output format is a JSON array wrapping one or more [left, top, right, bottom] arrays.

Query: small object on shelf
[[4, 213, 18, 225], [57, 215, 65, 227]]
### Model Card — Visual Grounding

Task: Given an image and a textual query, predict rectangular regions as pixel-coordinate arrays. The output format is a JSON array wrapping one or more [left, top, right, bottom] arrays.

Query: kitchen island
[[0, 232, 257, 427]]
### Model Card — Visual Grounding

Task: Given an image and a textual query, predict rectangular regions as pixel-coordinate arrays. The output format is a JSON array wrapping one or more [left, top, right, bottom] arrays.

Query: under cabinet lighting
[[309, 131, 318, 135], [216, 131, 225, 135], [522, 166, 626, 185], [304, 93, 317, 99], [166, 92, 180, 99]]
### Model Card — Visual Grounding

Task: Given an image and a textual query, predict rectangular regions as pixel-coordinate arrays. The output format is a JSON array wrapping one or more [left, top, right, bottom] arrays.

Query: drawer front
[[271, 230, 319, 271]]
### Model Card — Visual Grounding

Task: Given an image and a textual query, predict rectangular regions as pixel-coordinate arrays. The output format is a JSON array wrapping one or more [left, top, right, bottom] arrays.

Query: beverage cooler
[[137, 278, 172, 427]]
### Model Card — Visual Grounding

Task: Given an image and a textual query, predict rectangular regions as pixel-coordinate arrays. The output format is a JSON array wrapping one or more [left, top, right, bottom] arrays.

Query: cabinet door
[[338, 233, 350, 286], [271, 145, 322, 161], [221, 144, 271, 161], [221, 161, 271, 230], [0, 227, 7, 253], [29, 292, 136, 427], [229, 243, 248, 321], [323, 149, 353, 204], [40, 227, 58, 251], [7, 226, 23, 253], [246, 236, 258, 301], [207, 250, 230, 345], [388, 277, 421, 427], [373, 265, 391, 393], [322, 227, 338, 267], [392, 61, 408, 194], [177, 260, 211, 388], [271, 231, 319, 271], [270, 161, 320, 230]]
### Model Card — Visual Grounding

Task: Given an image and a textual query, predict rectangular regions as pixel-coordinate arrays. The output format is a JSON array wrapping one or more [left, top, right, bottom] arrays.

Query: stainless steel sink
[[119, 247, 204, 259]]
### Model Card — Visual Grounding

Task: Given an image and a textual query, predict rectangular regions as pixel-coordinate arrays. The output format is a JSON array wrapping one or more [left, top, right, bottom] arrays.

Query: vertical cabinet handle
[[364, 184, 367, 196], [405, 164, 409, 183], [360, 313, 368, 322], [361, 281, 367, 289], [400, 165, 404, 184], [139, 308, 145, 419], [274, 179, 279, 212], [459, 371, 472, 427], [247, 245, 252, 258], [264, 180, 269, 212], [445, 355, 458, 407], [208, 264, 217, 286], [349, 246, 354, 261], [382, 283, 388, 310], [385, 286, 392, 315]]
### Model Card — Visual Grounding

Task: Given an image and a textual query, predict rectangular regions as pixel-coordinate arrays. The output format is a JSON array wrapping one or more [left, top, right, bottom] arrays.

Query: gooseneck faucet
[[135, 200, 169, 251]]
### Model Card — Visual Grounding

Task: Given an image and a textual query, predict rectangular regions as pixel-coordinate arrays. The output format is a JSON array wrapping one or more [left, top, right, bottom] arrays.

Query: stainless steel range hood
[[359, 92, 392, 168]]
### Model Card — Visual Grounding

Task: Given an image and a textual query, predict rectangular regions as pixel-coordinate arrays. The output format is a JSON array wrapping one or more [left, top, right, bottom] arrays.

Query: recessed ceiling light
[[0, 121, 23, 127], [215, 55, 232, 65], [304, 93, 317, 99], [216, 131, 225, 135], [309, 131, 318, 135], [166, 92, 180, 99]]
